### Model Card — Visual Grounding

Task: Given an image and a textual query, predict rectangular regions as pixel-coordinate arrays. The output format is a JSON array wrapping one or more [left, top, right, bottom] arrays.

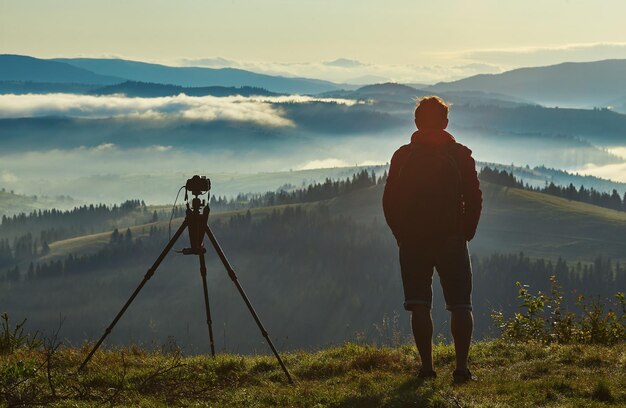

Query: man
[[382, 96, 482, 383]]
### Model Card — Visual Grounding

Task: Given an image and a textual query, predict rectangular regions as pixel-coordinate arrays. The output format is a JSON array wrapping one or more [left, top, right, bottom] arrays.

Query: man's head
[[414, 96, 449, 130]]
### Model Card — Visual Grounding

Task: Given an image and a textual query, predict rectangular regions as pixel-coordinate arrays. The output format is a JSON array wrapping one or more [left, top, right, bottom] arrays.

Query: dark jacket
[[383, 129, 482, 242]]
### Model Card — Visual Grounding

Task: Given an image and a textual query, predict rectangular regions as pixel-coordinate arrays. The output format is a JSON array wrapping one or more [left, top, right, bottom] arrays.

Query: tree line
[[0, 200, 158, 269], [0, 200, 154, 239], [163, 169, 386, 218], [479, 166, 626, 212]]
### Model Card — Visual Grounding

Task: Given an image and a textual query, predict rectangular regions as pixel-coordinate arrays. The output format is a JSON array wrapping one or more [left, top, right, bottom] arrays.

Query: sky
[[2, 0, 626, 83]]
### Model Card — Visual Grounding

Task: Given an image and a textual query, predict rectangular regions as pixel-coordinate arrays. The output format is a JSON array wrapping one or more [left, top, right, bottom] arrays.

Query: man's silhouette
[[383, 96, 482, 383]]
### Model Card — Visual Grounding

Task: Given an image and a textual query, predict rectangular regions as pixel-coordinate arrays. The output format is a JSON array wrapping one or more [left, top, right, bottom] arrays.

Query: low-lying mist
[[2, 128, 625, 204], [0, 134, 398, 204], [1, 92, 625, 204]]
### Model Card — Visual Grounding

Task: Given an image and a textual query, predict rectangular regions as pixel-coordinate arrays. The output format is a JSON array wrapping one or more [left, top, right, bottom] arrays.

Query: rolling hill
[[428, 59, 626, 107], [326, 182, 626, 261], [4, 178, 624, 355], [40, 181, 626, 263], [320, 83, 529, 108]]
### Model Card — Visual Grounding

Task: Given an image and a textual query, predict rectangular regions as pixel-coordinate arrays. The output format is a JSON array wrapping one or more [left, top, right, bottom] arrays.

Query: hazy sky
[[2, 0, 626, 81]]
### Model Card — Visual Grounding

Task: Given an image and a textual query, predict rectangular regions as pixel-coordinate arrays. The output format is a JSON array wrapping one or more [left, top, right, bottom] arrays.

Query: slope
[[325, 182, 626, 261]]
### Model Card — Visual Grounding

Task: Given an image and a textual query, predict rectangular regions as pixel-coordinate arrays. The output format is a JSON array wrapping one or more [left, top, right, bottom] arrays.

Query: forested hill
[[4, 174, 626, 270], [90, 81, 279, 97], [1, 174, 625, 352]]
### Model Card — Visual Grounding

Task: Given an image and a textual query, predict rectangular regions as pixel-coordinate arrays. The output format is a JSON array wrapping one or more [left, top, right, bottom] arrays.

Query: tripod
[[78, 178, 294, 384]]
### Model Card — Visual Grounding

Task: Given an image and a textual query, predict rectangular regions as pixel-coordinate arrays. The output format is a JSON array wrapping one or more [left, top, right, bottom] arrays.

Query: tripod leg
[[198, 252, 216, 356], [204, 225, 295, 384], [78, 220, 188, 372]]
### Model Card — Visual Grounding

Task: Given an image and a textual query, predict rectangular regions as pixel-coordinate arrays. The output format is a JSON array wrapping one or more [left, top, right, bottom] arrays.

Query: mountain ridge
[[53, 57, 342, 94], [0, 54, 122, 85], [428, 59, 626, 107]]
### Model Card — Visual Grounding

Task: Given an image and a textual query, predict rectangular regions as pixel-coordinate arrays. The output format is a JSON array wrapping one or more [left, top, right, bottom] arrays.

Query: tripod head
[[186, 175, 211, 197], [182, 175, 211, 255], [185, 175, 211, 211]]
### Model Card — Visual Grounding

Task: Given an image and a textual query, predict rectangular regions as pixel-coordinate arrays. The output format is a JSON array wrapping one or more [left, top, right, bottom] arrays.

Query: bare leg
[[450, 309, 473, 372], [411, 306, 434, 371]]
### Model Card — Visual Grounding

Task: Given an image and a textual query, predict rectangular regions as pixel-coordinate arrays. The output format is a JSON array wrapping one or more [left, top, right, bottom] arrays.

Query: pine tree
[[110, 228, 120, 244], [27, 262, 35, 280]]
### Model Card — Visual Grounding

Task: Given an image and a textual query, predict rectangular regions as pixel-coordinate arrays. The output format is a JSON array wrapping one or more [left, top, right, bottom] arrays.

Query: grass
[[2, 341, 624, 407]]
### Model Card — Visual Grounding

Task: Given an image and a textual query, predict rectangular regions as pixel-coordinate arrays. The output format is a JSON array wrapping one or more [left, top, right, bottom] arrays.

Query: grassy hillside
[[3, 341, 624, 407], [41, 205, 289, 261], [326, 182, 626, 261], [41, 181, 626, 263]]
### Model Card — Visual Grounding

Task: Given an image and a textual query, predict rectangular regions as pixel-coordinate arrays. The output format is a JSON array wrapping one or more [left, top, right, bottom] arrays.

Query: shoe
[[453, 369, 475, 384], [417, 368, 437, 379]]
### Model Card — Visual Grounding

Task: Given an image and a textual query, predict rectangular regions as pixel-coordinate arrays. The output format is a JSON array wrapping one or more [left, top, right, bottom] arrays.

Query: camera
[[186, 175, 211, 195]]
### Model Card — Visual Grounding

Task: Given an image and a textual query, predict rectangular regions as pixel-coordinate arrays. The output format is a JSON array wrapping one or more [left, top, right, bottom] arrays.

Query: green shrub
[[492, 276, 625, 344]]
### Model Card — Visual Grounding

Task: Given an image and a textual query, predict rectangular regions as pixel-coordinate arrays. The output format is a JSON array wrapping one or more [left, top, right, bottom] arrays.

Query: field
[[2, 340, 624, 407]]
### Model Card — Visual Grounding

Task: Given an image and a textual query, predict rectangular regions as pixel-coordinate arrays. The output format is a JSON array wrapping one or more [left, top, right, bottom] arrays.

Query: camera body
[[186, 175, 211, 196]]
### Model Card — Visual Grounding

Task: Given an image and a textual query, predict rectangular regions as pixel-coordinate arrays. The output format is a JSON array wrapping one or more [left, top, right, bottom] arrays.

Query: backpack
[[394, 141, 463, 241]]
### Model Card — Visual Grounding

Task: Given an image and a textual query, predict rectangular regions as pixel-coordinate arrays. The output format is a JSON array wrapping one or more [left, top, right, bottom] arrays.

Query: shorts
[[399, 235, 472, 311]]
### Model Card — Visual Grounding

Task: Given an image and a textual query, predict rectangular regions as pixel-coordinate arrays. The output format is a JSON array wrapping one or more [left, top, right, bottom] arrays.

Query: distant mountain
[[321, 82, 530, 108], [90, 81, 279, 97], [451, 104, 626, 145], [428, 59, 626, 107], [404, 82, 430, 90], [354, 83, 425, 98], [320, 83, 427, 102], [0, 55, 122, 85], [53, 58, 341, 94]]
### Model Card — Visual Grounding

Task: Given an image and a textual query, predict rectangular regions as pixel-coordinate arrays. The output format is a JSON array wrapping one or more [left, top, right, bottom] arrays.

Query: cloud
[[0, 171, 18, 183], [298, 158, 350, 170], [608, 147, 626, 160], [176, 57, 504, 84], [94, 143, 115, 151], [0, 94, 360, 126], [577, 162, 626, 183], [297, 158, 387, 170]]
